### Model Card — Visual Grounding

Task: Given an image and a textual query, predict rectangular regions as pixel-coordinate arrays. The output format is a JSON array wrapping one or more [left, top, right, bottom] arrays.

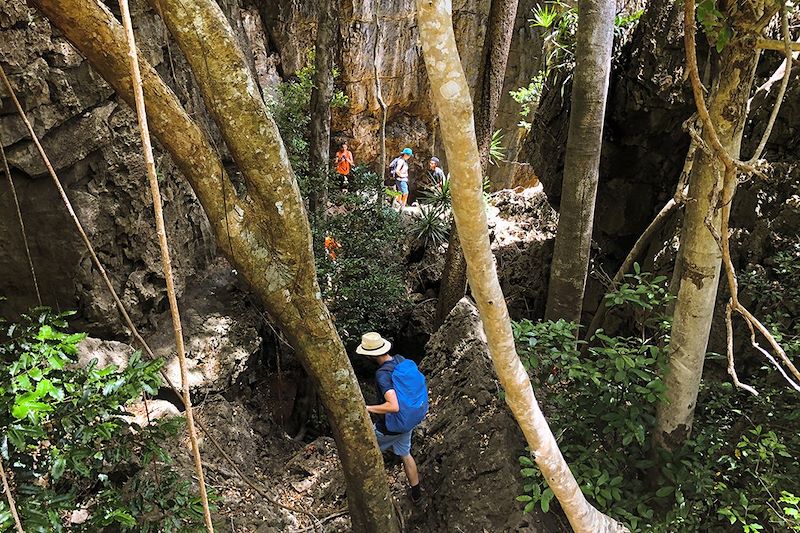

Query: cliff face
[[253, 0, 542, 171], [0, 0, 220, 332]]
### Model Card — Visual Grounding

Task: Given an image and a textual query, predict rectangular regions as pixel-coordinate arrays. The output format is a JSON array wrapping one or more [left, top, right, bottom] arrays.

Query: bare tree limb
[[725, 303, 758, 396], [746, 4, 793, 164], [756, 38, 800, 52]]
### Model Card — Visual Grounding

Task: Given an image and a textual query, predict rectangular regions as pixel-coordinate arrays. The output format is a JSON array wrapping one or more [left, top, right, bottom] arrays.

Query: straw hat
[[356, 332, 392, 356]]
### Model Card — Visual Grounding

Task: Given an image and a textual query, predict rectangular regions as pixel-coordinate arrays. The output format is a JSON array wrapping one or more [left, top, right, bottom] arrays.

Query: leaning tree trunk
[[654, 1, 778, 451], [434, 0, 518, 326], [544, 0, 615, 324], [416, 1, 627, 531], [309, 0, 336, 216], [30, 1, 398, 530]]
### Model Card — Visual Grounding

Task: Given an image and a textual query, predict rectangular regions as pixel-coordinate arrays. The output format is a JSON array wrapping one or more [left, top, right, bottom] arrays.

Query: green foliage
[[696, 0, 733, 52], [315, 169, 410, 346], [513, 270, 800, 531], [510, 71, 547, 128], [603, 263, 675, 335], [270, 50, 349, 192], [516, 2, 644, 119], [410, 205, 450, 248], [0, 309, 213, 532], [613, 9, 643, 40], [489, 129, 506, 165], [417, 175, 451, 209]]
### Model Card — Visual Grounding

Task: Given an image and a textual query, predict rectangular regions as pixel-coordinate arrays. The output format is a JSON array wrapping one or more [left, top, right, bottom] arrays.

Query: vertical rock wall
[[253, 0, 542, 173], [0, 0, 217, 332]]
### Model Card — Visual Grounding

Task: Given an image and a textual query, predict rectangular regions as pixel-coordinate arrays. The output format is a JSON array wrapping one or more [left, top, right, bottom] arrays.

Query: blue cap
[[401, 148, 413, 156]]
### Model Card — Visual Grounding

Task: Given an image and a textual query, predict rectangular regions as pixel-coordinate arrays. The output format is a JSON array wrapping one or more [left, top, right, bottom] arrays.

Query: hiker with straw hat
[[358, 332, 428, 504]]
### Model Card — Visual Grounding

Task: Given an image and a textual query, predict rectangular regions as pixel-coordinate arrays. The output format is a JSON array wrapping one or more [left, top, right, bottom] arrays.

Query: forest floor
[[170, 395, 429, 532]]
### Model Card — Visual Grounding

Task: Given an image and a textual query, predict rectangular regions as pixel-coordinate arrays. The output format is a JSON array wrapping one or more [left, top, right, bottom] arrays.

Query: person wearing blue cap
[[388, 148, 414, 208]]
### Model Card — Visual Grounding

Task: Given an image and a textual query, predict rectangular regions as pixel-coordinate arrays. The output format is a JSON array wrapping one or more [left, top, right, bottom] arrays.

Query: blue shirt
[[374, 355, 405, 433]]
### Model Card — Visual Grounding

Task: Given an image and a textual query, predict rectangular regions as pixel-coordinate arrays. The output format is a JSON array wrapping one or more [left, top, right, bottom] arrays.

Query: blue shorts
[[374, 425, 412, 457], [396, 180, 409, 194]]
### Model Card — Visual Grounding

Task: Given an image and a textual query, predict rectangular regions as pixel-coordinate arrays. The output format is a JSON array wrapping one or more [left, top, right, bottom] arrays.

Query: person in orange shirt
[[324, 234, 341, 262], [335, 142, 354, 188]]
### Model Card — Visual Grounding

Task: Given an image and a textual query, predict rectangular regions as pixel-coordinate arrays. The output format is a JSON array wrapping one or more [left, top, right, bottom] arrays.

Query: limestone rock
[[415, 298, 550, 531], [489, 186, 558, 320], [0, 0, 215, 331]]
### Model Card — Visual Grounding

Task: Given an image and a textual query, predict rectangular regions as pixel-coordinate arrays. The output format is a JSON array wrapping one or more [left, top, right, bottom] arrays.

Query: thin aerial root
[[725, 302, 758, 396], [0, 140, 41, 306], [117, 0, 213, 528]]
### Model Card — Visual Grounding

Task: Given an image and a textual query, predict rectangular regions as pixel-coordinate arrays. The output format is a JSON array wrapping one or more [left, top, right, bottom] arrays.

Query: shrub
[[316, 170, 410, 346], [514, 270, 800, 532], [409, 205, 450, 248], [270, 50, 349, 196], [0, 309, 213, 532]]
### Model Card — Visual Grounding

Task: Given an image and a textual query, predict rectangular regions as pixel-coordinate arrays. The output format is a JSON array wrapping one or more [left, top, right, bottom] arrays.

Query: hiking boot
[[410, 485, 423, 505]]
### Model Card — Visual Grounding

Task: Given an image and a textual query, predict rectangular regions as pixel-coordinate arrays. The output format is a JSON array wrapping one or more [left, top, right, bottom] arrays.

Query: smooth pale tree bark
[[435, 0, 518, 326], [309, 0, 336, 215], [654, 1, 778, 451], [545, 0, 615, 323], [30, 1, 398, 530], [416, 2, 627, 531]]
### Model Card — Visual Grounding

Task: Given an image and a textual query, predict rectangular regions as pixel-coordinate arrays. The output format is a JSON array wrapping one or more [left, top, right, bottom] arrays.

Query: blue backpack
[[386, 359, 429, 434]]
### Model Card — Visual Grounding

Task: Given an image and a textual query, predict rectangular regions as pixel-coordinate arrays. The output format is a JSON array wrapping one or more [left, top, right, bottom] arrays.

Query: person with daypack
[[388, 148, 413, 208], [428, 156, 445, 187], [357, 331, 428, 504], [335, 142, 354, 188]]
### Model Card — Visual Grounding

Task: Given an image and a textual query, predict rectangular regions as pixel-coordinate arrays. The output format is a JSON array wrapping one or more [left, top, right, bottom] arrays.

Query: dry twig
[[0, 456, 24, 533]]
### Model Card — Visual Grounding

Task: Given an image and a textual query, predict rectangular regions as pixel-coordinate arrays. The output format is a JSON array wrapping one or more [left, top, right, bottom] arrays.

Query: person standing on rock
[[389, 147, 413, 208], [358, 332, 428, 504], [335, 141, 354, 188]]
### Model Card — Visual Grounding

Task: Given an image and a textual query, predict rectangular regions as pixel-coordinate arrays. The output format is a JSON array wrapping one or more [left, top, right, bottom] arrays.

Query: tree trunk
[[475, 0, 519, 168], [544, 0, 615, 324], [434, 230, 468, 327], [416, 1, 627, 531], [654, 2, 777, 451], [309, 0, 336, 215], [373, 1, 387, 174], [30, 1, 398, 530], [435, 0, 518, 326]]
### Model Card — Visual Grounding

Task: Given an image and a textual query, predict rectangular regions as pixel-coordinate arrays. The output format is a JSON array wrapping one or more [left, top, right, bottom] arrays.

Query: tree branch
[[0, 457, 24, 533], [746, 4, 793, 163], [756, 38, 800, 52]]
